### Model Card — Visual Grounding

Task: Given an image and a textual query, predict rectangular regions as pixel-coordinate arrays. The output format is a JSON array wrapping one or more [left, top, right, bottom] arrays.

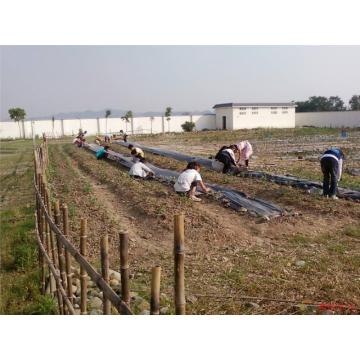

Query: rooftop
[[213, 102, 296, 109]]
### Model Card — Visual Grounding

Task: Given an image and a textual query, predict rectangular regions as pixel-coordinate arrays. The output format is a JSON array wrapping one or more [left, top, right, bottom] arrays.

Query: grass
[[0, 139, 57, 314]]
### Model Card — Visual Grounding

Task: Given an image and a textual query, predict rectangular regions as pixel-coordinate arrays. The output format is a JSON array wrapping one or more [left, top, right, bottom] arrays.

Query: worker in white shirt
[[214, 145, 239, 174], [174, 161, 210, 202], [128, 156, 154, 180]]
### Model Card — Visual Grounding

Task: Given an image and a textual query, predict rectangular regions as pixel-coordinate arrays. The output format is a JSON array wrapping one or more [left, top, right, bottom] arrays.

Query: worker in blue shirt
[[320, 147, 344, 199], [96, 145, 110, 160]]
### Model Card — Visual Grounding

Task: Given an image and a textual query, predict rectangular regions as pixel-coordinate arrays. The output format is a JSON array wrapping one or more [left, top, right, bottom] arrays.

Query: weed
[[343, 225, 360, 238]]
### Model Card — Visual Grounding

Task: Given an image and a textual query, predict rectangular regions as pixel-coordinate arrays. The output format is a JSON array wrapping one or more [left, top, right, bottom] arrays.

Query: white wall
[[295, 111, 360, 128], [0, 115, 216, 139]]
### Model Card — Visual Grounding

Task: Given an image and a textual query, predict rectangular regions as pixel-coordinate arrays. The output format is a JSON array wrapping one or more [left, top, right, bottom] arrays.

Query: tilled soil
[[47, 141, 360, 314]]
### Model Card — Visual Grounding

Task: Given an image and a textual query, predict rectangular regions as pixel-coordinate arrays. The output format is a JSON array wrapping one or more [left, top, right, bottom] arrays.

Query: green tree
[[105, 110, 111, 134], [181, 121, 195, 132], [165, 106, 172, 133], [349, 95, 360, 110], [328, 96, 345, 111], [8, 107, 26, 138], [296, 96, 345, 112], [121, 111, 133, 132]]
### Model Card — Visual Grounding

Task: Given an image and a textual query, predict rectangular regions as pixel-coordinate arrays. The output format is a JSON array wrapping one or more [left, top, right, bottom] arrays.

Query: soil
[[46, 133, 360, 315]]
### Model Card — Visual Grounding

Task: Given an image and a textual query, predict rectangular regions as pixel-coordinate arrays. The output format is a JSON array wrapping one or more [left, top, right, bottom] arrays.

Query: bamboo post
[[37, 175, 46, 295], [174, 214, 186, 315], [41, 212, 47, 295], [80, 218, 88, 315], [119, 232, 130, 305], [45, 188, 57, 267], [45, 188, 63, 314], [54, 200, 67, 311], [150, 266, 161, 315], [42, 187, 54, 296], [62, 204, 73, 306], [101, 234, 111, 315]]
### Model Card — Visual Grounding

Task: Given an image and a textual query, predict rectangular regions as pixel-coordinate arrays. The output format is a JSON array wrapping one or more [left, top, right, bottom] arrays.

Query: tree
[[328, 96, 345, 111], [295, 96, 346, 112], [8, 107, 26, 138], [165, 106, 172, 133], [181, 121, 195, 132], [52, 116, 55, 136], [105, 109, 111, 134], [121, 111, 133, 132], [349, 95, 360, 110], [150, 116, 155, 134]]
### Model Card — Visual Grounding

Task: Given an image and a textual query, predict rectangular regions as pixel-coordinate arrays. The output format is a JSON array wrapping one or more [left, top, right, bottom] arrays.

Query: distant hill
[[19, 109, 214, 121]]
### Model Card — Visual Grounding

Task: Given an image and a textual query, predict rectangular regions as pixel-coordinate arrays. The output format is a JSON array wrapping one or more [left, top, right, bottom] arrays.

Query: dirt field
[[47, 128, 360, 314]]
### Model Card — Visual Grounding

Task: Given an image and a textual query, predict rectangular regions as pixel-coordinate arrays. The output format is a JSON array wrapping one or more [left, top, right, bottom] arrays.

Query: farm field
[[1, 128, 360, 314], [52, 128, 360, 314]]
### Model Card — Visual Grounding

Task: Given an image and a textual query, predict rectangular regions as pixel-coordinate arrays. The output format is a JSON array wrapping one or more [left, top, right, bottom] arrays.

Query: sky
[[1, 45, 360, 120]]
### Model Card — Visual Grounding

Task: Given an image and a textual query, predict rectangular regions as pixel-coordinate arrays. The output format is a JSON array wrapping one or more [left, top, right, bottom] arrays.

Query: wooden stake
[[150, 266, 161, 315], [54, 200, 67, 314], [41, 213, 47, 295], [46, 188, 57, 267], [101, 234, 111, 315], [174, 214, 186, 315], [119, 232, 130, 304], [80, 218, 88, 315], [62, 204, 73, 307], [45, 188, 63, 314]]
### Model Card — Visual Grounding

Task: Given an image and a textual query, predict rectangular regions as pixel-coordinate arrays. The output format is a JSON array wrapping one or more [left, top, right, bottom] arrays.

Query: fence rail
[[33, 138, 187, 315]]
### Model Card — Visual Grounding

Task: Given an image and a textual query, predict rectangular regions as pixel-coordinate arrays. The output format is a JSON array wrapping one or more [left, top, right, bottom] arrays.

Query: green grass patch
[[343, 225, 360, 238]]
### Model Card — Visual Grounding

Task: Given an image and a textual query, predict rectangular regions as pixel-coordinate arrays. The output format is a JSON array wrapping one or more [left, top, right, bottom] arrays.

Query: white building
[[213, 102, 296, 130]]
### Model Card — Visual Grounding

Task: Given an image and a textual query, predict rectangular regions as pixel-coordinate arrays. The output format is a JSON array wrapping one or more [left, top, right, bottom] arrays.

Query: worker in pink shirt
[[236, 140, 253, 168]]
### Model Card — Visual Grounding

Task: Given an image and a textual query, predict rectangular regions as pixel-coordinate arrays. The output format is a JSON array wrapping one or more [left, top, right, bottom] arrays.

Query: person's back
[[322, 147, 344, 160], [129, 162, 152, 178], [96, 146, 109, 159], [320, 147, 344, 199], [174, 169, 201, 192]]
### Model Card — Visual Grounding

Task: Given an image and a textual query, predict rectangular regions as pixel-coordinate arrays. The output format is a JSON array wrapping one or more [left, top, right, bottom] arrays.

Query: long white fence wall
[[295, 111, 360, 128], [0, 115, 217, 139]]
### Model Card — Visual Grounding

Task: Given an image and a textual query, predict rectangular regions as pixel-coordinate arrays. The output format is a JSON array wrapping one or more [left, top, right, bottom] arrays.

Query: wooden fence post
[[80, 218, 88, 315], [54, 200, 67, 314], [174, 214, 186, 315], [119, 232, 130, 305], [37, 175, 46, 295], [150, 266, 161, 315], [62, 204, 73, 307], [101, 234, 111, 315], [45, 188, 63, 314]]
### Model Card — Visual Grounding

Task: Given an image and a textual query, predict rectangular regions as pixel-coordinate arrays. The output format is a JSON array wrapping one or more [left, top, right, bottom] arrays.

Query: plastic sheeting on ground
[[83, 143, 284, 219], [114, 140, 360, 201]]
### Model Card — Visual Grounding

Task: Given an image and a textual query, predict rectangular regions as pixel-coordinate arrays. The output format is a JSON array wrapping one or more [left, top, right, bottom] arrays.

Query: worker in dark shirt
[[320, 147, 344, 199]]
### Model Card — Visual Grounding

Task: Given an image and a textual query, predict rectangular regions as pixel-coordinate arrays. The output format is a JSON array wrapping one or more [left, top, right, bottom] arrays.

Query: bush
[[181, 121, 196, 132]]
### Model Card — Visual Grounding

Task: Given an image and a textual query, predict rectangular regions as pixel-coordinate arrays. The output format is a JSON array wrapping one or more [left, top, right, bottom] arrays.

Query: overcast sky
[[1, 45, 359, 119]]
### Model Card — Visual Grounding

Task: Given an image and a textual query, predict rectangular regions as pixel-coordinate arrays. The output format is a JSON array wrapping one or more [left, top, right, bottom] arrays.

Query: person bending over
[[96, 145, 110, 160], [235, 140, 253, 168], [214, 145, 239, 174], [320, 147, 344, 199], [128, 156, 154, 180], [128, 144, 145, 161], [174, 161, 210, 202]]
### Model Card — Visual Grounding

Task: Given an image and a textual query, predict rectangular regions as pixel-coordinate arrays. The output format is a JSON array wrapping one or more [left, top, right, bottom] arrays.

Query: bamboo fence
[[33, 139, 187, 315]]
